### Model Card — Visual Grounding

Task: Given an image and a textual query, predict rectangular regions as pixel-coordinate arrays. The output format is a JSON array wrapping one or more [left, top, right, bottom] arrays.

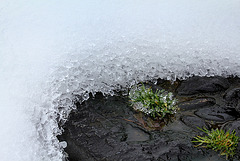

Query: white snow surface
[[0, 0, 240, 160]]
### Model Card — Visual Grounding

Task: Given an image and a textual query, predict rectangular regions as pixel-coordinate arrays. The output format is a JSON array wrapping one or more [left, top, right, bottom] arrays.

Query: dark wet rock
[[195, 106, 236, 122], [177, 76, 230, 95], [222, 119, 240, 136], [181, 115, 207, 129], [125, 124, 150, 142], [224, 88, 240, 113], [59, 94, 209, 161], [178, 98, 215, 111], [58, 77, 240, 161]]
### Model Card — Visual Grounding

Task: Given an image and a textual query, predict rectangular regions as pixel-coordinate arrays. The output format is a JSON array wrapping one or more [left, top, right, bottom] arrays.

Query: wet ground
[[58, 76, 240, 161]]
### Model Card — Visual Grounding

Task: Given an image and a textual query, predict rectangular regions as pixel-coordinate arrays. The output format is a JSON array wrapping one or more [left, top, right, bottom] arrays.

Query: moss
[[129, 84, 178, 119]]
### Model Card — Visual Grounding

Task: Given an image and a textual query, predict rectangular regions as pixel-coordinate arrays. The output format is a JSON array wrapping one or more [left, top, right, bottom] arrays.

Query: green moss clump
[[129, 84, 178, 119], [192, 127, 240, 160]]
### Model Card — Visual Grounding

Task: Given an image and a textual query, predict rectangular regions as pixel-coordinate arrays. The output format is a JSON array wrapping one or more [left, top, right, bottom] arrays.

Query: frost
[[59, 141, 67, 149]]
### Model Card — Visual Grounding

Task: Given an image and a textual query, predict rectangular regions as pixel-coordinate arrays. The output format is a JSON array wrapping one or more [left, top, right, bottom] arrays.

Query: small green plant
[[192, 127, 240, 160], [129, 84, 178, 119]]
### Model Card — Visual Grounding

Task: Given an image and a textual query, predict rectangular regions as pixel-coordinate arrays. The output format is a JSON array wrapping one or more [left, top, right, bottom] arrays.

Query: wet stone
[[194, 106, 236, 122], [178, 98, 216, 111], [177, 76, 230, 95], [181, 115, 207, 129], [125, 124, 150, 142], [58, 76, 240, 161], [224, 88, 240, 113], [59, 94, 202, 161]]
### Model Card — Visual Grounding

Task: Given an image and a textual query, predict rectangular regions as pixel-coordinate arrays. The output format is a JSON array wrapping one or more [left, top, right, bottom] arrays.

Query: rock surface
[[58, 76, 240, 161], [180, 115, 207, 129], [177, 76, 230, 95], [224, 88, 240, 113], [178, 98, 215, 110], [195, 106, 236, 122]]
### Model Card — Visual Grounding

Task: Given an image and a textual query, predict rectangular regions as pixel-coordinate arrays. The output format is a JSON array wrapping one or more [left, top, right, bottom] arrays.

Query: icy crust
[[35, 41, 240, 160]]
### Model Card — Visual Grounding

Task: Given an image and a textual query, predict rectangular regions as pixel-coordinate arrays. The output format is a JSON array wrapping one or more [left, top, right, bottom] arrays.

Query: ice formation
[[0, 0, 240, 161], [128, 85, 177, 116]]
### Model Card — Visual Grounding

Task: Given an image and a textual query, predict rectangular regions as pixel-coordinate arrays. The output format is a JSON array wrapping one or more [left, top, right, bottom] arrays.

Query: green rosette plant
[[129, 84, 178, 119], [192, 127, 240, 160]]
